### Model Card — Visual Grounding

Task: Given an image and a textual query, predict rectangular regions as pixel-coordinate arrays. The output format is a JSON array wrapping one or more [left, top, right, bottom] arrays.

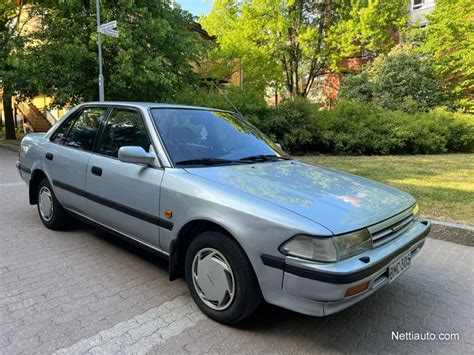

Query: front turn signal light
[[345, 282, 369, 297], [413, 203, 420, 218]]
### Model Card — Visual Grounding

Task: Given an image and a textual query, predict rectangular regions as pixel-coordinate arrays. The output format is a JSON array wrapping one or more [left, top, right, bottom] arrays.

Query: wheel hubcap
[[38, 186, 54, 222], [192, 248, 235, 310]]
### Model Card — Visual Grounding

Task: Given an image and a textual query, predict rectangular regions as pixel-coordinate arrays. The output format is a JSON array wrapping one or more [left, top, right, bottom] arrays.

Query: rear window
[[52, 117, 75, 145], [64, 108, 107, 151]]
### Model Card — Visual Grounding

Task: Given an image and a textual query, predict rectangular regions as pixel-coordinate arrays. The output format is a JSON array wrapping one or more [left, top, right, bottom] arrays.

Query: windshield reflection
[[151, 109, 287, 166]]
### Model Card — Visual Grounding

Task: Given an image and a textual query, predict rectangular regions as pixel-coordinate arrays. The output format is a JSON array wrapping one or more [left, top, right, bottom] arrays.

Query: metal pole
[[96, 0, 105, 101]]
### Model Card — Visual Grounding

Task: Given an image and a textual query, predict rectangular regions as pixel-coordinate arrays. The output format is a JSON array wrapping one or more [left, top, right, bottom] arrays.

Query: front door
[[85, 108, 163, 247]]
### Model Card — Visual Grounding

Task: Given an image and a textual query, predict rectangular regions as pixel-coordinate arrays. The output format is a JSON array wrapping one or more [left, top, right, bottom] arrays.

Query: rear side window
[[96, 109, 150, 158], [64, 108, 107, 151], [52, 117, 75, 144]]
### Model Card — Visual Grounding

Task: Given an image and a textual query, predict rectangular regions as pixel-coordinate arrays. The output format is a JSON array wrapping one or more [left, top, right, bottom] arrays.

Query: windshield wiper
[[239, 154, 292, 162], [175, 158, 250, 166]]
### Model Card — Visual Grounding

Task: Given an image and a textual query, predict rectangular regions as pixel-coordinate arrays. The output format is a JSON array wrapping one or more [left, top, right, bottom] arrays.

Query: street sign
[[100, 20, 116, 31], [101, 28, 119, 37], [99, 20, 118, 37], [95, 0, 119, 101]]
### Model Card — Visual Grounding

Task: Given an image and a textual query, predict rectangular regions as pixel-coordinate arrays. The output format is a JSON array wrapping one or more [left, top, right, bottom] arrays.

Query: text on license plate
[[388, 251, 412, 283]]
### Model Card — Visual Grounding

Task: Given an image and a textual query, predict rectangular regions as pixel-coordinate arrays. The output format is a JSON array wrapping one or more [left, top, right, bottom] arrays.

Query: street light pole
[[96, 0, 105, 102]]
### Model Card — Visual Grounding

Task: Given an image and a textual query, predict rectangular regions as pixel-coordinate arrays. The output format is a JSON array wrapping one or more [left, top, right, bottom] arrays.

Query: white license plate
[[388, 251, 412, 283]]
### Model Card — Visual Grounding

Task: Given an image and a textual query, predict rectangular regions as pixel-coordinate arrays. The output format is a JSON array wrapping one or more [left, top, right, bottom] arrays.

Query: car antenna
[[210, 80, 245, 119]]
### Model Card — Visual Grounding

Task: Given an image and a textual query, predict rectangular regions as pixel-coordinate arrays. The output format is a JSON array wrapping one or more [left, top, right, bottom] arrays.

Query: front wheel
[[185, 231, 262, 324], [37, 178, 66, 230]]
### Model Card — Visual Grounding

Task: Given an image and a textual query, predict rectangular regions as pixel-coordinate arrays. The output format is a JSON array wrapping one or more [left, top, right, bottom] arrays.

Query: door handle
[[91, 166, 102, 177], [46, 152, 53, 161]]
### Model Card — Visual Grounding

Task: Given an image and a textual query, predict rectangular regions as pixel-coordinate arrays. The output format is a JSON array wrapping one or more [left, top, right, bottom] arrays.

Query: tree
[[202, 0, 406, 98], [326, 0, 406, 68], [0, 1, 36, 139], [16, 0, 207, 107], [340, 45, 444, 112], [410, 0, 474, 111]]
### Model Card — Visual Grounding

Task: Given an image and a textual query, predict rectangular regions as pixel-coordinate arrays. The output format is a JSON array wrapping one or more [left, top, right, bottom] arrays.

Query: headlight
[[334, 229, 372, 260], [279, 235, 338, 262], [280, 229, 372, 262], [413, 203, 419, 218]]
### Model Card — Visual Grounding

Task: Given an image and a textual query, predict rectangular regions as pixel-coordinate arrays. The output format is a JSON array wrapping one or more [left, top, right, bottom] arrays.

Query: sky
[[177, 0, 213, 16]]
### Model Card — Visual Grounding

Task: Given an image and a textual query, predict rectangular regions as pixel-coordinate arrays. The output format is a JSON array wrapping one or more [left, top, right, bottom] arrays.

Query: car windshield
[[151, 109, 289, 166]]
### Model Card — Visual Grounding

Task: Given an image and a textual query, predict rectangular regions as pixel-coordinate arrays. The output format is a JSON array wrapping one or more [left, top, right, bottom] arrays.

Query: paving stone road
[[1, 148, 473, 354]]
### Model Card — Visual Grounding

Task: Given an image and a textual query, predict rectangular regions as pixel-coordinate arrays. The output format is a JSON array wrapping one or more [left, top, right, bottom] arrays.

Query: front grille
[[368, 208, 415, 247]]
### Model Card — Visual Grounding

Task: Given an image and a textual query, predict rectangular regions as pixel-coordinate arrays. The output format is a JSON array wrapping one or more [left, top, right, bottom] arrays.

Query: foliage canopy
[[409, 0, 474, 111], [202, 0, 406, 98], [0, 0, 34, 139], [15, 0, 207, 107]]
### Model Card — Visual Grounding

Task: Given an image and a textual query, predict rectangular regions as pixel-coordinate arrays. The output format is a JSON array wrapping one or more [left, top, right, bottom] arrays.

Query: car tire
[[185, 231, 262, 324], [37, 178, 66, 230]]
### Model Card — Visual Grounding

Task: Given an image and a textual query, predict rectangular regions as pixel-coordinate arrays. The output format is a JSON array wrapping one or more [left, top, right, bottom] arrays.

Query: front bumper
[[16, 161, 31, 183], [261, 219, 430, 316]]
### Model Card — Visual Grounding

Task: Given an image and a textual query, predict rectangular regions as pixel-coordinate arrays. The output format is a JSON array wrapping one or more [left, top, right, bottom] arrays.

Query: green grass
[[299, 154, 474, 226], [0, 127, 22, 146]]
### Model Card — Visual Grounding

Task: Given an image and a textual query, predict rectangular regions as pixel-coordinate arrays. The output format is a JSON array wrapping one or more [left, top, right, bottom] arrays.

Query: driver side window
[[96, 109, 150, 158]]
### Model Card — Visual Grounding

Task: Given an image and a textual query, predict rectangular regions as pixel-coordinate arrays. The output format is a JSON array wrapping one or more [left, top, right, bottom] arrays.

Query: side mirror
[[275, 143, 282, 150], [118, 146, 156, 165]]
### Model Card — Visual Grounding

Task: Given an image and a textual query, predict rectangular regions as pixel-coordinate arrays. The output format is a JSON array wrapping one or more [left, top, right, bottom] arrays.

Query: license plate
[[388, 251, 412, 283]]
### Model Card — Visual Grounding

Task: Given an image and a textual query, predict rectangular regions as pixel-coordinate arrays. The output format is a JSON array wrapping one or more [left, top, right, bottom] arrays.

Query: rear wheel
[[185, 231, 262, 324], [37, 178, 66, 230]]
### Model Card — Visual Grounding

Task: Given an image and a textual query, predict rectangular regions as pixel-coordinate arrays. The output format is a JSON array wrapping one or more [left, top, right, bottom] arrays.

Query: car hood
[[185, 160, 415, 235]]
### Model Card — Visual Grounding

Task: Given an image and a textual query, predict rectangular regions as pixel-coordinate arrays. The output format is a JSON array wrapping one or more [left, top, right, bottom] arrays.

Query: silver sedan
[[17, 102, 431, 324]]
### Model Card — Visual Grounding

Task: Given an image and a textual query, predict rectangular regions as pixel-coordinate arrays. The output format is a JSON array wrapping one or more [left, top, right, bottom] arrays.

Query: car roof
[[81, 101, 235, 114]]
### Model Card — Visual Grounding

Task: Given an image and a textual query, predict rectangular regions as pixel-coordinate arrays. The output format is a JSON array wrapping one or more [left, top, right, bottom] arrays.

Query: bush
[[340, 45, 445, 113], [258, 100, 473, 155], [317, 102, 400, 155], [257, 98, 320, 153], [317, 102, 473, 154]]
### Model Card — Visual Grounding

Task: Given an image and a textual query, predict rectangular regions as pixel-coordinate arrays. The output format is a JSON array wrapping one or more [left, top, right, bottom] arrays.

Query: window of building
[[413, 0, 425, 10]]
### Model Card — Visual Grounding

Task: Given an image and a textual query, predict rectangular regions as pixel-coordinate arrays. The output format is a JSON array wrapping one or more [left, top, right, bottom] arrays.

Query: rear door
[[85, 107, 164, 247], [45, 107, 108, 214]]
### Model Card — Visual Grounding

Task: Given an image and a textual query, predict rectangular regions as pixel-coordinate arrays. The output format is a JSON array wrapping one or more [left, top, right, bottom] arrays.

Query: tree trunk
[[3, 94, 16, 140]]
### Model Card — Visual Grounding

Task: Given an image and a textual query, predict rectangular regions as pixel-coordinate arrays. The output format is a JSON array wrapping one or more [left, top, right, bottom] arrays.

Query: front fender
[[160, 169, 332, 297]]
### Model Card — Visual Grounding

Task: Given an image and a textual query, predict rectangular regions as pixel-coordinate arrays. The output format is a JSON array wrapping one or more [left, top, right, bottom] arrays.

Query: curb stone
[[428, 219, 474, 231], [0, 143, 20, 152], [428, 223, 474, 247]]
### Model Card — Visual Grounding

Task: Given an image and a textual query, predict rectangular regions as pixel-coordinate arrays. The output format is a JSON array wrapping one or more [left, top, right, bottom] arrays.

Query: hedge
[[254, 99, 474, 155]]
